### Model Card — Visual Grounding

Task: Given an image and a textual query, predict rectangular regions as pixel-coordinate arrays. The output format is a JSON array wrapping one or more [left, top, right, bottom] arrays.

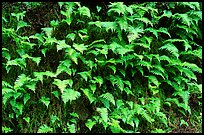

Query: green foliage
[[2, 2, 202, 133]]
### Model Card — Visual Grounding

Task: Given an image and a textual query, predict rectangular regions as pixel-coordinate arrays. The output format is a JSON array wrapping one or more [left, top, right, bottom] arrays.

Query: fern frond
[[147, 75, 160, 87], [134, 17, 153, 27], [52, 79, 73, 93], [182, 62, 202, 73], [97, 107, 108, 123], [81, 88, 96, 104], [137, 60, 151, 70], [2, 81, 13, 89], [173, 13, 192, 27], [62, 88, 81, 104], [78, 6, 91, 18], [159, 43, 179, 58], [180, 48, 202, 59], [14, 74, 30, 90], [100, 92, 115, 106], [177, 2, 200, 10], [108, 2, 126, 16], [180, 67, 197, 81], [150, 69, 166, 80], [157, 27, 171, 38]]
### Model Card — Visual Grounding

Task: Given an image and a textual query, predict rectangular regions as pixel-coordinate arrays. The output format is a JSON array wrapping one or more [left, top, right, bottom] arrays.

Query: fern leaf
[[117, 17, 128, 31], [56, 59, 72, 76], [97, 107, 108, 123], [56, 40, 71, 52], [78, 70, 92, 82], [40, 96, 50, 109], [41, 27, 53, 38], [93, 76, 103, 87], [145, 28, 158, 39], [157, 27, 171, 38], [159, 55, 171, 63], [2, 81, 13, 89], [147, 75, 160, 87], [159, 43, 179, 58], [137, 60, 151, 70], [173, 13, 192, 27], [78, 6, 91, 18], [123, 80, 131, 89], [180, 67, 197, 81], [127, 27, 144, 43], [37, 124, 53, 133], [81, 88, 96, 104], [101, 22, 118, 32], [100, 92, 115, 106], [182, 62, 202, 73], [14, 74, 30, 90], [134, 17, 153, 27], [62, 88, 81, 104], [85, 119, 97, 131], [52, 79, 73, 93], [108, 2, 126, 16], [73, 43, 88, 54]]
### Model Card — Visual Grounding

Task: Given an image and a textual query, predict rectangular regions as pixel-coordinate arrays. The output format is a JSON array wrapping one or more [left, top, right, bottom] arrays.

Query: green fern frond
[[157, 27, 171, 38], [56, 40, 71, 52], [97, 107, 108, 123], [147, 75, 160, 87], [100, 92, 115, 106], [101, 22, 118, 32], [78, 6, 91, 18], [173, 13, 192, 27], [37, 124, 53, 133], [180, 67, 197, 81], [14, 74, 30, 90], [173, 90, 191, 113], [78, 70, 92, 82], [159, 43, 179, 58], [137, 60, 151, 70], [62, 88, 81, 104], [2, 81, 13, 89], [180, 48, 202, 59], [150, 69, 166, 80], [56, 59, 72, 76], [53, 79, 73, 93], [81, 88, 96, 104], [134, 17, 153, 27], [108, 2, 126, 16], [117, 17, 128, 31], [177, 2, 200, 10], [73, 43, 88, 54], [182, 62, 202, 73]]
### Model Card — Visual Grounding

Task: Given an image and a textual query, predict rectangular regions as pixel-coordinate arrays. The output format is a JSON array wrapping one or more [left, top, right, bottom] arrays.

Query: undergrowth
[[2, 2, 202, 133]]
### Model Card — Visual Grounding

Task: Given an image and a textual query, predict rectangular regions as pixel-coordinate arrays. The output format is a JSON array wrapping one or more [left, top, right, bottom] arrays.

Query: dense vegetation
[[2, 2, 202, 133]]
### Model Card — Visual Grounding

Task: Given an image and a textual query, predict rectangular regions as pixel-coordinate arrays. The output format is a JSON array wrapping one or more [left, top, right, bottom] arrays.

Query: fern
[[182, 62, 202, 73], [14, 74, 30, 90], [73, 43, 88, 54], [81, 88, 96, 104], [37, 124, 53, 133], [85, 119, 97, 131], [97, 107, 108, 124], [56, 59, 72, 76], [108, 2, 126, 16], [78, 6, 91, 18], [62, 88, 81, 104], [78, 70, 92, 82], [100, 92, 115, 106], [159, 43, 179, 58], [40, 96, 50, 109], [53, 79, 73, 93]]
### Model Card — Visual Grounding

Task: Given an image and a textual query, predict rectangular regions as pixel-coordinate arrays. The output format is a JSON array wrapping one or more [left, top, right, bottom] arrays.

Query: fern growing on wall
[[2, 2, 202, 133]]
